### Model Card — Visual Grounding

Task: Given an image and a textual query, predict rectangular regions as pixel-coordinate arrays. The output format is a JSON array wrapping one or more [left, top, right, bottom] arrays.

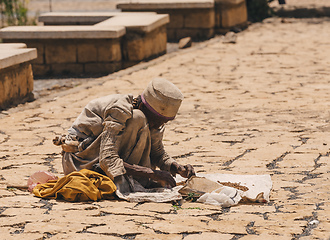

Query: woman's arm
[[123, 162, 176, 188]]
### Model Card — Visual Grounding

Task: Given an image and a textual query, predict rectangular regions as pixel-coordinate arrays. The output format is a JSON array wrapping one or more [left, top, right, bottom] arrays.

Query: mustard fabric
[[32, 169, 117, 202]]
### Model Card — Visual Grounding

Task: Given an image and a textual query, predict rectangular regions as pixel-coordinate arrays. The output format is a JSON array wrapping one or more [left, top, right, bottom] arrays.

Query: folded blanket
[[32, 169, 117, 202]]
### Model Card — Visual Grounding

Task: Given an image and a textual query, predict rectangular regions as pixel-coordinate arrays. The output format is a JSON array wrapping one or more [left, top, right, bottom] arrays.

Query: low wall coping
[[0, 25, 126, 39], [95, 14, 169, 33], [0, 43, 27, 49], [117, 0, 214, 10], [0, 48, 37, 69], [38, 11, 156, 25], [214, 0, 245, 4]]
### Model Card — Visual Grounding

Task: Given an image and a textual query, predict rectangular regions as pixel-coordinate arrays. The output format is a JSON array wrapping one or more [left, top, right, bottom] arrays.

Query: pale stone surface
[[215, 0, 245, 5], [123, 25, 167, 61], [0, 26, 126, 39], [184, 232, 233, 240], [117, 0, 214, 10], [218, 0, 247, 28], [184, 9, 215, 28], [0, 48, 37, 69], [0, 43, 27, 49], [96, 14, 169, 33], [45, 42, 77, 64], [179, 37, 192, 49], [135, 233, 182, 240], [0, 14, 329, 240], [77, 43, 98, 63], [97, 39, 122, 62]]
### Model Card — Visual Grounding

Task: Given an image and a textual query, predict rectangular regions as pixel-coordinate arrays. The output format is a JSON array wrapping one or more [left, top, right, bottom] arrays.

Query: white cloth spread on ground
[[197, 173, 272, 205], [116, 173, 272, 206], [114, 175, 182, 203]]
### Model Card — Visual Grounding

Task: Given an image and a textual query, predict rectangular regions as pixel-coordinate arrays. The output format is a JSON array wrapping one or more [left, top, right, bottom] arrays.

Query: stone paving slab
[[0, 17, 330, 239]]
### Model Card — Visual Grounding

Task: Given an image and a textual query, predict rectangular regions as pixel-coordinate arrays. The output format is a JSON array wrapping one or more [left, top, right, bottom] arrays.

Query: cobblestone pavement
[[1, 17, 330, 239]]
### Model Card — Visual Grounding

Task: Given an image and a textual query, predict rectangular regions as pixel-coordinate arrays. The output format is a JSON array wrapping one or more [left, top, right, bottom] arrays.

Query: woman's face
[[139, 103, 170, 129]]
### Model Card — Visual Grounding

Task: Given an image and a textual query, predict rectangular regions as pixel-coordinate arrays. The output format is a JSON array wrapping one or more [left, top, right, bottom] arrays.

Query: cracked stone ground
[[1, 18, 330, 239]]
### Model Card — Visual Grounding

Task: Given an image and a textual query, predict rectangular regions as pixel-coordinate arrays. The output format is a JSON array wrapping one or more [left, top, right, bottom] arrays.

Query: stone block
[[38, 12, 154, 26], [39, 12, 114, 25], [0, 25, 125, 39], [51, 63, 84, 75], [29, 42, 45, 65], [158, 10, 183, 28], [176, 28, 214, 41], [96, 13, 168, 34], [97, 39, 122, 62], [153, 25, 167, 55], [45, 41, 77, 64], [167, 29, 177, 42], [0, 63, 34, 110], [215, 0, 247, 28], [143, 25, 167, 58], [0, 46, 37, 69], [184, 9, 215, 28], [32, 64, 51, 77], [122, 25, 166, 62], [84, 62, 122, 74], [122, 61, 136, 69], [123, 34, 146, 62], [0, 12, 170, 76], [77, 42, 98, 63], [118, 5, 215, 41]]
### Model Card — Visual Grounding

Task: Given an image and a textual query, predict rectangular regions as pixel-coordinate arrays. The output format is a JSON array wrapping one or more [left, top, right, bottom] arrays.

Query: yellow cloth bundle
[[32, 169, 117, 202]]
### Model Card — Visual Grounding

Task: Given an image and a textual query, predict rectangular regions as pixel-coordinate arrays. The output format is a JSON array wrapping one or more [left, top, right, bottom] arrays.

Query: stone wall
[[122, 8, 215, 42], [117, 0, 248, 41], [214, 0, 248, 33], [0, 62, 34, 110], [0, 13, 169, 78], [3, 38, 122, 77], [122, 25, 167, 67]]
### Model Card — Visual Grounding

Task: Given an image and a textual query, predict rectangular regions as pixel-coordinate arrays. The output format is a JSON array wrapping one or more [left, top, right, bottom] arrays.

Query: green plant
[[246, 0, 274, 22], [0, 0, 28, 27]]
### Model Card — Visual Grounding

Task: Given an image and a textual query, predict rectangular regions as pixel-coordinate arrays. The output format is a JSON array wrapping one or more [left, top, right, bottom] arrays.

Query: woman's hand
[[171, 162, 195, 179], [123, 162, 176, 188], [151, 169, 176, 188]]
